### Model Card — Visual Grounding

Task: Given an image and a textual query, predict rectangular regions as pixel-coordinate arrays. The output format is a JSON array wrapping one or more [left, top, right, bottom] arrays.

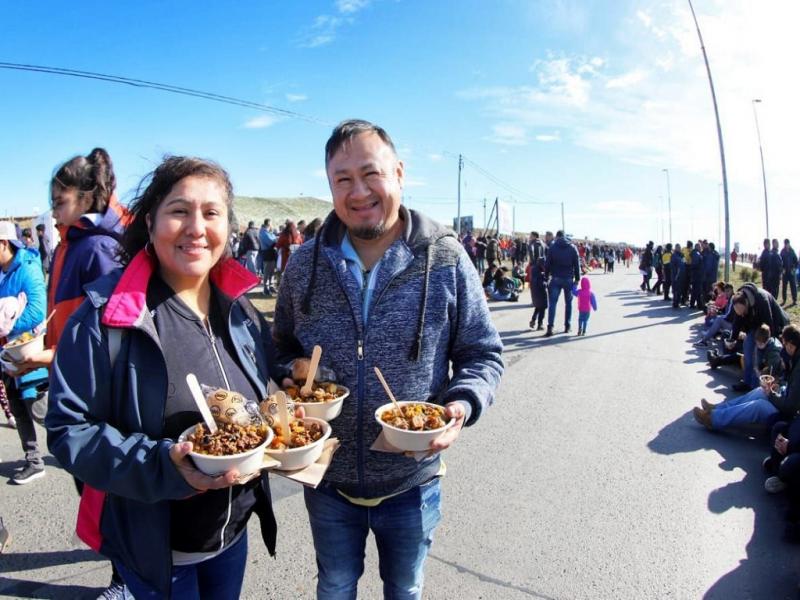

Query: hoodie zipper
[[202, 318, 233, 549]]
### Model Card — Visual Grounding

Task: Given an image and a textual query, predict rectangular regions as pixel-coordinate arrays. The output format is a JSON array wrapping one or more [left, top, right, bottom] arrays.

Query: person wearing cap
[[0, 221, 48, 484]]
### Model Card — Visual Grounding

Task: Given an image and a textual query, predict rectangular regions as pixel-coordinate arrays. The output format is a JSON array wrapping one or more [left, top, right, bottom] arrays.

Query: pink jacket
[[576, 277, 597, 313]]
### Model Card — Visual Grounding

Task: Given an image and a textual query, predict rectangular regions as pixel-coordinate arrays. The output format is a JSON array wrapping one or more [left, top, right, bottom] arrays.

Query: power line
[[0, 61, 330, 125]]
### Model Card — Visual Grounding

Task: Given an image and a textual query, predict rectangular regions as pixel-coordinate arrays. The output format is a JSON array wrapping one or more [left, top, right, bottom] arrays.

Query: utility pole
[[688, 0, 730, 280], [662, 168, 672, 243], [561, 202, 565, 233], [483, 197, 487, 233], [752, 99, 769, 239], [456, 154, 463, 236]]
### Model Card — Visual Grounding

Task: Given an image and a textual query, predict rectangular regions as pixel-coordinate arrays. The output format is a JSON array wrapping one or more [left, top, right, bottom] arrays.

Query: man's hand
[[9, 348, 54, 376], [775, 434, 789, 456], [429, 402, 466, 452], [291, 358, 310, 382], [169, 442, 244, 492]]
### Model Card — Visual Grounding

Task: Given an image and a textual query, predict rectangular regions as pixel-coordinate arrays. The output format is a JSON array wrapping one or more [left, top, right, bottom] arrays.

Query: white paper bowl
[[293, 385, 349, 422], [2, 333, 45, 363], [374, 401, 454, 452], [179, 423, 273, 477], [264, 417, 331, 471]]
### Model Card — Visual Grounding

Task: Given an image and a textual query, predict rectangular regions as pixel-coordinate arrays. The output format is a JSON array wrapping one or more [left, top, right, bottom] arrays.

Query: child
[[529, 258, 547, 330], [575, 276, 598, 336], [755, 323, 783, 380]]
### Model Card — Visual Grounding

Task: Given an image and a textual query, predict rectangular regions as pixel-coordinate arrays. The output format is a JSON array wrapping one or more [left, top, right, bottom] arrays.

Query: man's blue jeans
[[710, 386, 778, 429], [547, 277, 574, 329], [115, 531, 247, 600], [304, 478, 442, 600]]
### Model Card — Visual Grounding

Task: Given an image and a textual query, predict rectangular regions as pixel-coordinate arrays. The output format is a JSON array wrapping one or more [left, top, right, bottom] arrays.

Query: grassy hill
[[232, 196, 332, 229]]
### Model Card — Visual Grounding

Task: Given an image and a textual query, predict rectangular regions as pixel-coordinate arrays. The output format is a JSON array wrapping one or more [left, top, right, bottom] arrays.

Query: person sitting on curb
[[725, 283, 789, 392], [694, 324, 798, 431]]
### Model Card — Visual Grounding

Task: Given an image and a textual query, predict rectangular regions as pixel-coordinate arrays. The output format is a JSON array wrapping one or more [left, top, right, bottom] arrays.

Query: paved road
[[1, 268, 797, 599]]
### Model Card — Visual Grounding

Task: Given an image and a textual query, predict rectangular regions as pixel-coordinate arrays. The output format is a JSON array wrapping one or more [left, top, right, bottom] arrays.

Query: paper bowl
[[374, 401, 454, 452], [760, 375, 775, 387], [264, 417, 331, 471], [2, 333, 45, 363], [179, 423, 273, 477], [293, 385, 349, 421]]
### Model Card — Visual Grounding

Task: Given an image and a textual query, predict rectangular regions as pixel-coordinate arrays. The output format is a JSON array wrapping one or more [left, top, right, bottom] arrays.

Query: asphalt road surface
[[1, 267, 797, 599]]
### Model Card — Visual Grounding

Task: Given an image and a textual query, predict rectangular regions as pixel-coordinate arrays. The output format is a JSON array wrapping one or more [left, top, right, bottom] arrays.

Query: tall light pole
[[752, 98, 769, 239], [456, 154, 463, 235], [662, 168, 672, 242], [688, 0, 731, 280]]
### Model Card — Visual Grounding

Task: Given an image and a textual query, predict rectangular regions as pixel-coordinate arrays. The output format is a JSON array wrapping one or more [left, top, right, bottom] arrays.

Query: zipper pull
[[357, 339, 364, 361]]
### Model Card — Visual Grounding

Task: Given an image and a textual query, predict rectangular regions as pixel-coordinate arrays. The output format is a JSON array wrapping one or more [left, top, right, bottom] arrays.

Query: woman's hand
[[169, 441, 244, 491], [429, 402, 466, 452], [10, 348, 54, 376]]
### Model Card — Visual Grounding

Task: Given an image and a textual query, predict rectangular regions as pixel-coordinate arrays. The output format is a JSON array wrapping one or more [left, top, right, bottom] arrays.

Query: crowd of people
[[0, 120, 503, 599], [630, 232, 800, 542]]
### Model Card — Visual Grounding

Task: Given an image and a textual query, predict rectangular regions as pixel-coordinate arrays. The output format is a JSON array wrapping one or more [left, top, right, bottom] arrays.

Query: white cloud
[[312, 168, 327, 179], [285, 93, 308, 102], [605, 69, 646, 89], [535, 133, 561, 142], [461, 1, 800, 248], [336, 0, 369, 14], [243, 115, 279, 129], [488, 123, 528, 146], [404, 178, 427, 188], [428, 153, 443, 162]]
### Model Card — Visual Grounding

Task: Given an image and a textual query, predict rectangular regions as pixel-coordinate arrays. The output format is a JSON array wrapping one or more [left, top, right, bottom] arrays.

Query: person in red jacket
[[275, 220, 303, 286], [16, 147, 129, 600]]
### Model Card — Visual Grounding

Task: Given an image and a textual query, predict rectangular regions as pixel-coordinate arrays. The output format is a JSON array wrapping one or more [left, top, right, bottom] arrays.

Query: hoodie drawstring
[[409, 244, 433, 362], [301, 226, 325, 315]]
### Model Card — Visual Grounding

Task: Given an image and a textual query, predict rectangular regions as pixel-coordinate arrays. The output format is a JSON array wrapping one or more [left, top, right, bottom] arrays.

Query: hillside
[[232, 196, 332, 229]]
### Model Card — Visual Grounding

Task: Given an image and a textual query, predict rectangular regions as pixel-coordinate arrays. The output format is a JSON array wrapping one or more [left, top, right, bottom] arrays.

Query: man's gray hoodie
[[273, 207, 503, 498]]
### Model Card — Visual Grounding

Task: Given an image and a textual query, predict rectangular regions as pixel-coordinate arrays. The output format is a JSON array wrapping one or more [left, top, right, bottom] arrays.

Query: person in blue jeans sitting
[[693, 324, 798, 431], [544, 230, 580, 337]]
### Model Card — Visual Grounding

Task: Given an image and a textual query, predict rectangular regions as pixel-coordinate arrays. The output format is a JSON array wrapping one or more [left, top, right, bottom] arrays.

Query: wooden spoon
[[185, 373, 218, 433], [300, 345, 323, 398], [275, 390, 292, 447], [374, 366, 402, 415]]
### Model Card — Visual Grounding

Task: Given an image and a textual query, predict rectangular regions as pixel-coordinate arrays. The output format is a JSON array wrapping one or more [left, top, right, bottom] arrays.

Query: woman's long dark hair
[[120, 156, 234, 265]]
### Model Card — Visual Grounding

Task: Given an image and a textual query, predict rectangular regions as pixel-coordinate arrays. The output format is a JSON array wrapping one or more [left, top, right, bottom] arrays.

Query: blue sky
[[1, 0, 797, 252]]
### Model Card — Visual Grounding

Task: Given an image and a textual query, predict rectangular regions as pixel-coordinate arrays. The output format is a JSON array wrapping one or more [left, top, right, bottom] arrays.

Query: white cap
[[0, 222, 23, 249]]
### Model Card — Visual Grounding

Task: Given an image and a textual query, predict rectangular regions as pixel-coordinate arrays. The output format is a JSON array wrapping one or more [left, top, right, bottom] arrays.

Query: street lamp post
[[687, 0, 731, 280], [752, 98, 769, 239], [662, 168, 672, 242]]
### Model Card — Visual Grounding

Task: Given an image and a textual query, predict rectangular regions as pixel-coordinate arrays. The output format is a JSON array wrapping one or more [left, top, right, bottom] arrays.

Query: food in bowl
[[186, 422, 269, 456], [4, 331, 36, 348], [374, 401, 455, 452], [269, 419, 325, 450], [285, 382, 345, 403], [380, 403, 449, 431]]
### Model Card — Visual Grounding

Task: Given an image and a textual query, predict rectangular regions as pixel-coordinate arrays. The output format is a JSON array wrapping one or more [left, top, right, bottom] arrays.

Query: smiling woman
[[45, 156, 290, 598]]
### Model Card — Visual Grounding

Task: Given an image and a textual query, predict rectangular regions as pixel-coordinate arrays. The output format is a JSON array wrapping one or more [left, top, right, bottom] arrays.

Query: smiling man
[[273, 119, 503, 599]]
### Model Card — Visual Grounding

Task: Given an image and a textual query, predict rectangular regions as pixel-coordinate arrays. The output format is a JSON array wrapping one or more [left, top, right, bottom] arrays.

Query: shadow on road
[[648, 413, 798, 599], [0, 549, 107, 599], [428, 554, 557, 600]]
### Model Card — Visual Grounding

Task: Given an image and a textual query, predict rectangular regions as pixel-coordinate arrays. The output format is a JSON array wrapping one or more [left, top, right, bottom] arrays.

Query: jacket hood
[[580, 276, 591, 291], [8, 246, 41, 272], [86, 249, 259, 329], [319, 205, 455, 251], [552, 237, 570, 249], [59, 194, 128, 243]]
